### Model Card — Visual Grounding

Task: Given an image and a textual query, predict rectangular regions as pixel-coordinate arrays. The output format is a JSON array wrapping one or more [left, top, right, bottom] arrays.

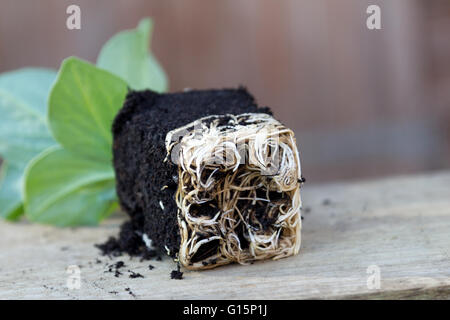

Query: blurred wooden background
[[0, 0, 449, 183]]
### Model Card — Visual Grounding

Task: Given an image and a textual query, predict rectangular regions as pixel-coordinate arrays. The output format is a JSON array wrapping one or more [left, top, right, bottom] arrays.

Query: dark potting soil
[[104, 260, 126, 278], [170, 264, 183, 280], [128, 270, 144, 278], [99, 87, 272, 267], [125, 287, 136, 298], [96, 221, 162, 260]]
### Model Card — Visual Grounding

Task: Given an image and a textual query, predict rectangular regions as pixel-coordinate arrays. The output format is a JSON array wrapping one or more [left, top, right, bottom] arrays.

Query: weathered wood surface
[[0, 172, 449, 299]]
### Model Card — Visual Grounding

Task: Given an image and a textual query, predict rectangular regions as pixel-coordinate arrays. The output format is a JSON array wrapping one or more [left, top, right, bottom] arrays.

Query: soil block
[[111, 87, 303, 270]]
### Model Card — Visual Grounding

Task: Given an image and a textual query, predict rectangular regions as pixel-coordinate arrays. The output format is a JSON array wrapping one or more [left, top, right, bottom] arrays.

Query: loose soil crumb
[[97, 231, 167, 280], [125, 287, 136, 298], [170, 264, 183, 280], [96, 222, 163, 261], [96, 237, 123, 258], [128, 270, 144, 279], [105, 261, 126, 278]]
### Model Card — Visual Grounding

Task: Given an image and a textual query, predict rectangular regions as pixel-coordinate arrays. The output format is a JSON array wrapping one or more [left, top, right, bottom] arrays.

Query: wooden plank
[[0, 172, 449, 299]]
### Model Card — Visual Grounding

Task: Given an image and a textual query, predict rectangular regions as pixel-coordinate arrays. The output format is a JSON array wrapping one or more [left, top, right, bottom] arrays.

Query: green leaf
[[28, 58, 125, 226], [24, 146, 117, 226], [0, 162, 24, 220], [0, 68, 56, 219], [48, 57, 128, 163], [97, 18, 168, 92]]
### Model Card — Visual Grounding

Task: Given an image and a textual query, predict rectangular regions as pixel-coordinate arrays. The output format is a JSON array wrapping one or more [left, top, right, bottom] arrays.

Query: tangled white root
[[166, 113, 302, 270]]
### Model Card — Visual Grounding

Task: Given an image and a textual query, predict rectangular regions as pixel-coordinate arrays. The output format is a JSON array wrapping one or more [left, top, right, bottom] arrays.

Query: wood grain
[[0, 172, 449, 299]]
